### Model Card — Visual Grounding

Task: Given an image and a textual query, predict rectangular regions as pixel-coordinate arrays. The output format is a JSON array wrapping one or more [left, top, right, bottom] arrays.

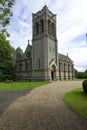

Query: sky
[[7, 0, 87, 72]]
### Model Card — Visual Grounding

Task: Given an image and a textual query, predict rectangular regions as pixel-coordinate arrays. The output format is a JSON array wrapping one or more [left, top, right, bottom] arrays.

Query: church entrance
[[51, 65, 56, 80]]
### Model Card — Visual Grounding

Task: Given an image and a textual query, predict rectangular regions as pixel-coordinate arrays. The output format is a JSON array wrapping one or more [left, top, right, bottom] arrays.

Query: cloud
[[71, 34, 86, 43], [7, 0, 87, 71], [69, 46, 87, 71]]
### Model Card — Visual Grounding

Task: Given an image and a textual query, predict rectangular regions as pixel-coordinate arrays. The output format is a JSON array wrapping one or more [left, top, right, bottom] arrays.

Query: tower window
[[36, 22, 39, 34], [48, 20, 51, 35], [40, 19, 44, 33], [52, 23, 55, 37]]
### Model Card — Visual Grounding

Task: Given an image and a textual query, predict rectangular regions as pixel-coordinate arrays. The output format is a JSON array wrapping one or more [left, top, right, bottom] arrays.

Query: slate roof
[[16, 43, 73, 64], [16, 43, 32, 61], [58, 53, 73, 63], [22, 43, 32, 60]]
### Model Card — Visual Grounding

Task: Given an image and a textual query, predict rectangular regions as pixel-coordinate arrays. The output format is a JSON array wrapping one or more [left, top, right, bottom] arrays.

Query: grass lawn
[[72, 78, 86, 81], [64, 88, 87, 120], [0, 82, 49, 92]]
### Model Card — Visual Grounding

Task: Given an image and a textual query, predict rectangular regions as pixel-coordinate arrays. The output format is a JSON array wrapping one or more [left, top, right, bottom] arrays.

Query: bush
[[82, 79, 87, 93], [0, 71, 3, 82], [5, 80, 13, 83]]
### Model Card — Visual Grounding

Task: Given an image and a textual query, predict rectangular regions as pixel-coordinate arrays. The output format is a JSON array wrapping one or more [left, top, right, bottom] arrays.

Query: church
[[15, 6, 75, 81]]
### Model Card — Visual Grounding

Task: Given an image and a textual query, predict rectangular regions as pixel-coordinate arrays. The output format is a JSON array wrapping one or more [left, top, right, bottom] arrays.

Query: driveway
[[0, 81, 87, 130], [0, 90, 31, 114]]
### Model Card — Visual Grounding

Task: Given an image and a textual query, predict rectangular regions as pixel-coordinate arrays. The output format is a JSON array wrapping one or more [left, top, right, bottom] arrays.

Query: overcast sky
[[7, 0, 87, 71]]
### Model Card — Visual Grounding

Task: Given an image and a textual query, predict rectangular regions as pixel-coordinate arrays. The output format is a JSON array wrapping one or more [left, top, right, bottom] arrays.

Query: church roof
[[16, 43, 32, 61], [58, 53, 73, 63], [33, 5, 56, 19], [22, 43, 32, 60]]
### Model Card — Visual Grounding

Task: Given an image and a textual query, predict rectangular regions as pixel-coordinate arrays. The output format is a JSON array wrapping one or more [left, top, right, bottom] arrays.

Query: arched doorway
[[51, 65, 56, 80]]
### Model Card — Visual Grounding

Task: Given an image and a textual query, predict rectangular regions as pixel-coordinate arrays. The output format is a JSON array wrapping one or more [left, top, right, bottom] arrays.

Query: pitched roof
[[22, 43, 32, 60], [58, 53, 73, 63]]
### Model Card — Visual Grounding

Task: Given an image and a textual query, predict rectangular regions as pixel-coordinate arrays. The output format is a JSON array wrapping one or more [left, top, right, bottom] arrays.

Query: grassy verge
[[64, 88, 87, 120], [72, 78, 86, 81], [0, 82, 49, 92]]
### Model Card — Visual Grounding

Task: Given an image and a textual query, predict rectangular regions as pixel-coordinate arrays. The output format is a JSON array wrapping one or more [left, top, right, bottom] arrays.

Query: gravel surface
[[0, 81, 87, 130]]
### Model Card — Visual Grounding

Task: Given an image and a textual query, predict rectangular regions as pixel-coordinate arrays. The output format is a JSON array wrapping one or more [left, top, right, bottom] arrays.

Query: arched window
[[36, 22, 39, 35], [48, 20, 51, 35], [40, 19, 44, 33], [68, 64, 70, 71], [26, 51, 31, 58], [52, 23, 55, 37], [25, 61, 28, 70], [19, 62, 23, 71], [29, 59, 32, 70]]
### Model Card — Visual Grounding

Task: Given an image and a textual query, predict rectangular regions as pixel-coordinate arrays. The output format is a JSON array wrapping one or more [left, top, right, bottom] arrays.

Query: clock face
[[26, 51, 31, 58]]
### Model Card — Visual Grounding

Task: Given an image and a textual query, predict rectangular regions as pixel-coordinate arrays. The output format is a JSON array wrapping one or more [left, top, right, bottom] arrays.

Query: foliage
[[85, 69, 87, 73], [12, 47, 23, 64], [0, 0, 15, 81], [82, 79, 87, 93], [75, 69, 87, 79], [0, 0, 15, 36], [15, 47, 23, 57], [0, 82, 49, 92], [12, 47, 16, 64], [0, 33, 14, 81], [64, 88, 87, 120]]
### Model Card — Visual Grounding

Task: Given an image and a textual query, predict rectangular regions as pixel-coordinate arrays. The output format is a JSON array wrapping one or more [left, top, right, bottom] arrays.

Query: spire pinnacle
[[28, 40, 30, 45]]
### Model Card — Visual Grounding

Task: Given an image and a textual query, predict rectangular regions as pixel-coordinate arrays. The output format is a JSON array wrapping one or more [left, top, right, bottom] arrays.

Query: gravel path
[[0, 81, 87, 130]]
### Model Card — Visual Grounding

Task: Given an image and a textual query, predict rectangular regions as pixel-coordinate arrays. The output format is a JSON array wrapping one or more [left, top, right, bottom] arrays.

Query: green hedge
[[82, 79, 87, 93]]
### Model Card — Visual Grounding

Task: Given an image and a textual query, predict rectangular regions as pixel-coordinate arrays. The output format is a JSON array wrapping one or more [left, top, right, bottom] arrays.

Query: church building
[[15, 6, 75, 81]]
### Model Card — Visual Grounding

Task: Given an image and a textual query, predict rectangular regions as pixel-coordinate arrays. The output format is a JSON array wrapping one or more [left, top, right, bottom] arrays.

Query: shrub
[[0, 71, 3, 82], [82, 79, 87, 93], [5, 80, 13, 83]]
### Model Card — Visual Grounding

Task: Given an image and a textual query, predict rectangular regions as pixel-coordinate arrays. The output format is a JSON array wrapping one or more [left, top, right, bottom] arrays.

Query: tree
[[0, 0, 15, 36], [84, 69, 87, 78], [75, 69, 79, 78], [15, 47, 23, 57], [12, 47, 16, 64], [75, 69, 87, 79], [0, 33, 14, 81], [85, 69, 87, 73], [0, 0, 15, 81], [12, 47, 23, 64]]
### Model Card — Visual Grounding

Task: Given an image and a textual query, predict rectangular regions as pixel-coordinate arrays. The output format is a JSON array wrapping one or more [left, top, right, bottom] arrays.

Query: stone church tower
[[15, 6, 74, 81], [32, 6, 59, 81]]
